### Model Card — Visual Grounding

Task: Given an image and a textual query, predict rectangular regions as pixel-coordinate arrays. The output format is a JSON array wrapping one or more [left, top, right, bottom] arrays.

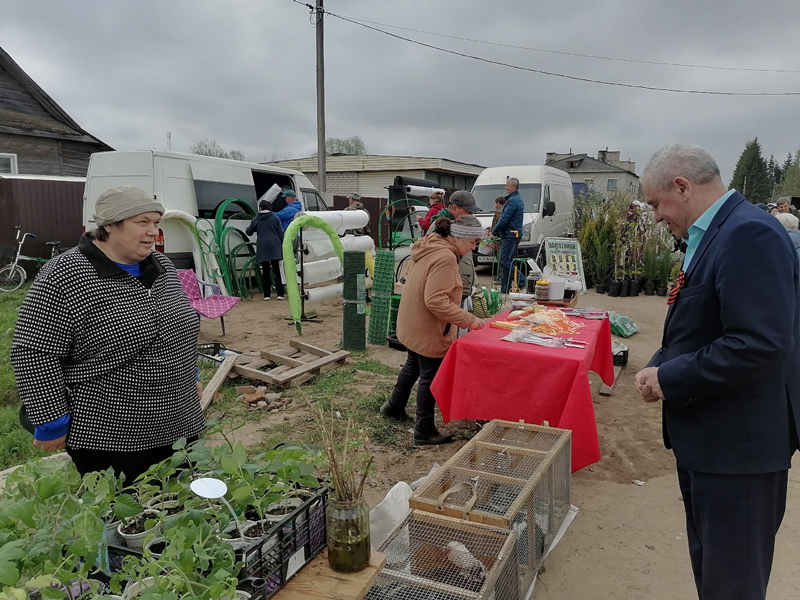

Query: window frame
[[0, 153, 19, 175], [607, 178, 618, 192]]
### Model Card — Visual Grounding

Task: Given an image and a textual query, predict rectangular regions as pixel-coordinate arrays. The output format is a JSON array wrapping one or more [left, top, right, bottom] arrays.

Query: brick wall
[[305, 171, 358, 196]]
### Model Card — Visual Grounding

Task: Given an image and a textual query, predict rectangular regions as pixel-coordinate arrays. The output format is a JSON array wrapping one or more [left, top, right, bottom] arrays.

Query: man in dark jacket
[[492, 177, 525, 292], [246, 200, 285, 300], [635, 144, 800, 600]]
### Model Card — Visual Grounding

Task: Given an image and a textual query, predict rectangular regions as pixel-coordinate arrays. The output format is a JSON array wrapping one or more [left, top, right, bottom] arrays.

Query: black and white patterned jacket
[[11, 236, 205, 452]]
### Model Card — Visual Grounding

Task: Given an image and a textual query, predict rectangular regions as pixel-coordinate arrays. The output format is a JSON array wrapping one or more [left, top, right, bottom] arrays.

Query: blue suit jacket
[[648, 191, 800, 474]]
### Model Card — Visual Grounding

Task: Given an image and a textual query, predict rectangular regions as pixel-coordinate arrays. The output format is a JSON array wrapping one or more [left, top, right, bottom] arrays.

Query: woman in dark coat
[[246, 200, 285, 300]]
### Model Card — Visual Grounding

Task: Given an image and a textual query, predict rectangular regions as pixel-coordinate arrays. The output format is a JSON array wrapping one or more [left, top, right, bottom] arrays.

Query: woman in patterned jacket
[[11, 186, 205, 482]]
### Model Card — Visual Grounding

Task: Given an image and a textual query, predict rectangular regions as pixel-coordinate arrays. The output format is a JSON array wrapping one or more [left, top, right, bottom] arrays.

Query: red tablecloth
[[431, 310, 615, 471]]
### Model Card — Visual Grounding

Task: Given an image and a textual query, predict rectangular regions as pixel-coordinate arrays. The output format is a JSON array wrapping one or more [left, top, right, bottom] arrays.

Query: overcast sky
[[3, 0, 798, 182]]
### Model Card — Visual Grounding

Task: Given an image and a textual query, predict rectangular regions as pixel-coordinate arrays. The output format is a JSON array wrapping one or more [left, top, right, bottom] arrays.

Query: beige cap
[[93, 186, 164, 227]]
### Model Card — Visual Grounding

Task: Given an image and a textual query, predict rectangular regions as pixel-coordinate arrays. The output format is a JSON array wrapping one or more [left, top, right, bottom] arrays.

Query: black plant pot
[[644, 285, 655, 296], [620, 280, 630, 297], [608, 280, 622, 297], [630, 279, 641, 297], [656, 286, 668, 297], [595, 284, 607, 294]]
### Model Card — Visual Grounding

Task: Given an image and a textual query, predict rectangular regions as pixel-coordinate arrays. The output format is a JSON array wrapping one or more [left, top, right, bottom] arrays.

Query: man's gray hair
[[643, 144, 721, 191], [776, 196, 791, 206], [506, 177, 520, 189]]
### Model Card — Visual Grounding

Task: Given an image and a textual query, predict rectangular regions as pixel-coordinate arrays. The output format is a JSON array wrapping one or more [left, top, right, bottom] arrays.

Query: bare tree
[[312, 135, 368, 156], [189, 138, 247, 161]]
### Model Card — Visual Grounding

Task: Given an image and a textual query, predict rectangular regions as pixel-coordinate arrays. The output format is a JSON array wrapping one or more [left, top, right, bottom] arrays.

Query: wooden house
[[0, 45, 112, 177]]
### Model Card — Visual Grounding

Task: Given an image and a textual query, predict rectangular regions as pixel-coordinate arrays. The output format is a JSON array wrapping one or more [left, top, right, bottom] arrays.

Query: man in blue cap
[[274, 190, 302, 231]]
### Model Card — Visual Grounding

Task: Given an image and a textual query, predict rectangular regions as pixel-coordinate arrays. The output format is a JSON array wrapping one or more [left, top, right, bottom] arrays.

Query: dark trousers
[[388, 350, 444, 434], [260, 260, 284, 297], [677, 467, 788, 600], [499, 236, 522, 293], [67, 437, 197, 483]]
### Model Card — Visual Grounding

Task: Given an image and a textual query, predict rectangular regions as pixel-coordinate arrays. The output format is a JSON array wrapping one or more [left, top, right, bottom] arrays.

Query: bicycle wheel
[[0, 265, 25, 292]]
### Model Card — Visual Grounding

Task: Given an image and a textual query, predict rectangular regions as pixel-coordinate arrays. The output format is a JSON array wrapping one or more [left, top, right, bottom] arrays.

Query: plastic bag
[[609, 311, 639, 338]]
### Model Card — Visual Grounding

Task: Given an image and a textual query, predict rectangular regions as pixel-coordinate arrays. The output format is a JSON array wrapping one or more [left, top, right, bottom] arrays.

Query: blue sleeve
[[246, 218, 257, 236], [34, 413, 70, 441]]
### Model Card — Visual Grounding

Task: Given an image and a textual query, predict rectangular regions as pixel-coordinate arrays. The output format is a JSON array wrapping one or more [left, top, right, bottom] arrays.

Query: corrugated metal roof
[[267, 154, 485, 176], [547, 154, 636, 175]]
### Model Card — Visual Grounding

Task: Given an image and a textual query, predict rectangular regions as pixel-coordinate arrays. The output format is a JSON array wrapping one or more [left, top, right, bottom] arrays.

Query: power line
[[322, 11, 800, 96], [332, 13, 800, 74]]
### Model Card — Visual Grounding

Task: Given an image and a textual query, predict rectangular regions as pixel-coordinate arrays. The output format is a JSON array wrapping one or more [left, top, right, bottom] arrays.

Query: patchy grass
[[0, 287, 27, 403], [0, 404, 47, 470]]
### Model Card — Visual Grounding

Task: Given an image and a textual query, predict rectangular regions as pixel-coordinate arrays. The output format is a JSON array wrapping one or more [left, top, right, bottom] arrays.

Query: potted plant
[[642, 249, 659, 296], [656, 251, 673, 296], [593, 242, 611, 294], [309, 407, 373, 574]]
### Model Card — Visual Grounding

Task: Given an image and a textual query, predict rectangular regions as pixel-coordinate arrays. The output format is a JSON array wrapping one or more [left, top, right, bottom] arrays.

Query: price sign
[[543, 238, 586, 292]]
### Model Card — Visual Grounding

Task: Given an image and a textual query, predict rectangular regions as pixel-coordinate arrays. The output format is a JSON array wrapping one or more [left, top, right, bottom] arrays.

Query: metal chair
[[177, 269, 240, 336]]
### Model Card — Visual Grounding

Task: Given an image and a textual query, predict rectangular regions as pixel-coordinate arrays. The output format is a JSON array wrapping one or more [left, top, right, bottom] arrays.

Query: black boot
[[414, 429, 453, 445], [380, 401, 412, 422]]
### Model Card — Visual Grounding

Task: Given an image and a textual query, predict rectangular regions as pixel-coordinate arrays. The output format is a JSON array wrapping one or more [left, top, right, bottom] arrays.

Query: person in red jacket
[[418, 191, 447, 233]]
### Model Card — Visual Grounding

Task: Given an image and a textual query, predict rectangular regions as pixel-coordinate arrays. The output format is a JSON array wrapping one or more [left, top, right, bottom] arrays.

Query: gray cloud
[[2, 0, 798, 180]]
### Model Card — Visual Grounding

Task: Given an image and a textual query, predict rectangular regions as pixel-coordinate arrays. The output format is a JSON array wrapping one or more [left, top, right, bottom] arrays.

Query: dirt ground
[[199, 288, 799, 600]]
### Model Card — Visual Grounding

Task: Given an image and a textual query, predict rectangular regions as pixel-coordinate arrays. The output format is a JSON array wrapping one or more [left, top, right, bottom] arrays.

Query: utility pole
[[315, 0, 326, 192]]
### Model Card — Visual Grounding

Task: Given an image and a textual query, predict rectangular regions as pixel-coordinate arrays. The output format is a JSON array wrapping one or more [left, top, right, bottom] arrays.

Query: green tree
[[783, 153, 794, 174], [729, 138, 770, 202], [313, 135, 368, 156], [776, 150, 800, 197], [189, 138, 247, 161]]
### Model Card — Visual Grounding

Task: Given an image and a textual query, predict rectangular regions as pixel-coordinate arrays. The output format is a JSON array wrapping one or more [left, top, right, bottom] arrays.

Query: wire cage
[[409, 421, 571, 596], [365, 510, 520, 600]]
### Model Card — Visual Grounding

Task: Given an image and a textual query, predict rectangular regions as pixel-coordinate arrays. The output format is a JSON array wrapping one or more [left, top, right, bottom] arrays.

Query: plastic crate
[[197, 342, 228, 364], [237, 487, 328, 598], [409, 420, 571, 596], [386, 334, 407, 352], [107, 487, 328, 599], [366, 510, 519, 600]]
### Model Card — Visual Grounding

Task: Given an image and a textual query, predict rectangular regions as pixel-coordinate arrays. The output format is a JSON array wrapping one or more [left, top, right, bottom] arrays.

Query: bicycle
[[0, 226, 65, 292]]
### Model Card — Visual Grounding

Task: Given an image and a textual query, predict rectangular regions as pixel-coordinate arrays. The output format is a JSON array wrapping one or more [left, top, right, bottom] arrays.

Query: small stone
[[282, 397, 293, 405], [265, 393, 282, 403], [270, 409, 279, 414], [244, 392, 266, 404], [236, 395, 245, 403], [267, 403, 281, 410], [257, 386, 268, 395], [256, 401, 268, 409], [235, 385, 257, 395]]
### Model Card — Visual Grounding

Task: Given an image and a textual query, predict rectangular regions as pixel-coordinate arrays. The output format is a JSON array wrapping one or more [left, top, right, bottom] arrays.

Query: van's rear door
[[85, 151, 154, 228]]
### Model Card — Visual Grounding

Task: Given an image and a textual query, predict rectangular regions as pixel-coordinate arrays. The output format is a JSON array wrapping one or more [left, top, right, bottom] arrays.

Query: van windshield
[[471, 184, 542, 214]]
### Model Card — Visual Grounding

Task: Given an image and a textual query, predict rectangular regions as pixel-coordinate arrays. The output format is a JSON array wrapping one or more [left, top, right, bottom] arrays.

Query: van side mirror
[[543, 201, 556, 217]]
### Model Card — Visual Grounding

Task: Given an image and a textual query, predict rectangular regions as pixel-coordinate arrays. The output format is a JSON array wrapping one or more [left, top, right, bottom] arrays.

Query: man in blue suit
[[635, 144, 800, 600]]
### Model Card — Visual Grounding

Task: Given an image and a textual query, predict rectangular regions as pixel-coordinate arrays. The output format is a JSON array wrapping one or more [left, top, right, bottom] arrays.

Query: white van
[[83, 150, 328, 269], [470, 165, 575, 263]]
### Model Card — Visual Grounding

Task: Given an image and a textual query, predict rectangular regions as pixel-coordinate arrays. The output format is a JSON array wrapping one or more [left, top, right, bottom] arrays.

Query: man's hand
[[196, 380, 204, 401], [33, 434, 67, 452], [635, 367, 664, 403], [468, 318, 484, 331]]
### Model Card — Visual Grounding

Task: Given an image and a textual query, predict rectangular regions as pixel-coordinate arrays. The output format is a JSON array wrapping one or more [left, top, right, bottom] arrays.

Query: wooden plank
[[201, 355, 237, 412], [270, 351, 350, 384], [289, 339, 334, 357], [231, 363, 277, 385], [599, 365, 624, 396], [271, 550, 385, 600], [261, 349, 306, 368]]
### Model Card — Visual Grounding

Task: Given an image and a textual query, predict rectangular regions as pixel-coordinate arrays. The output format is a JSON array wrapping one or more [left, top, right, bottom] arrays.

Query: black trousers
[[677, 467, 788, 600], [388, 350, 444, 434], [260, 260, 284, 297], [67, 436, 197, 483]]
